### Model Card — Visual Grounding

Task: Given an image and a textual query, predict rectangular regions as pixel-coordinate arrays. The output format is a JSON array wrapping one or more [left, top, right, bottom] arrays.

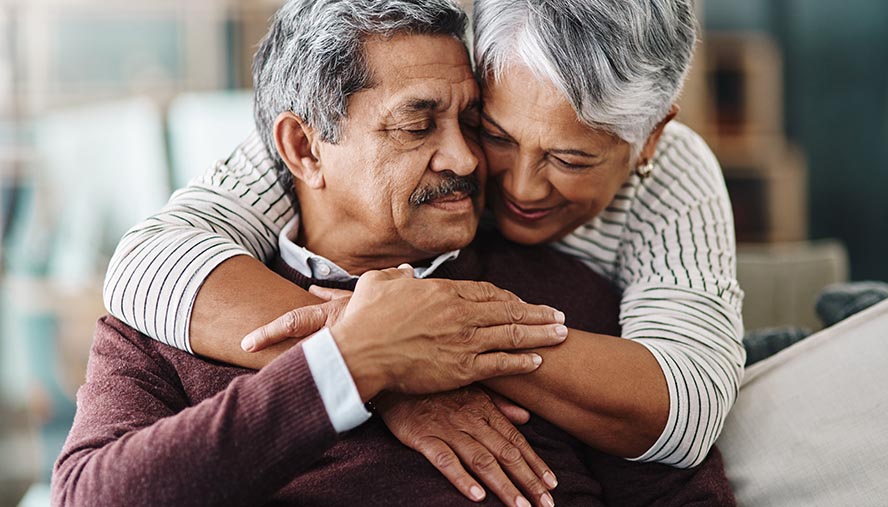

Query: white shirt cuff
[[301, 327, 372, 433]]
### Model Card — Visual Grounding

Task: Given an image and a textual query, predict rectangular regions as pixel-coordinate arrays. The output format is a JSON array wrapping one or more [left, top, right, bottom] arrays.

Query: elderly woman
[[103, 0, 742, 504]]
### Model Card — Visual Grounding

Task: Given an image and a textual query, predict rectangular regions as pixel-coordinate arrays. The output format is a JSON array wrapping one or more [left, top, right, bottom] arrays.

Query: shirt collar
[[278, 216, 460, 282]]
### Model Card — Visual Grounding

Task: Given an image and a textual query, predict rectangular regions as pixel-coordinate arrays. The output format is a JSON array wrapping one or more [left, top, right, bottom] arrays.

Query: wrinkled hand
[[331, 266, 567, 400], [240, 286, 353, 352], [377, 387, 557, 507]]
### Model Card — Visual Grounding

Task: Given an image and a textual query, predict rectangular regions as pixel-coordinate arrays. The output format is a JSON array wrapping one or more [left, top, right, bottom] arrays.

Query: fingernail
[[516, 496, 531, 507], [541, 492, 555, 507], [543, 471, 558, 489], [553, 310, 565, 324], [469, 485, 485, 501], [398, 263, 413, 270], [240, 335, 255, 352], [531, 354, 543, 366], [554, 324, 568, 339]]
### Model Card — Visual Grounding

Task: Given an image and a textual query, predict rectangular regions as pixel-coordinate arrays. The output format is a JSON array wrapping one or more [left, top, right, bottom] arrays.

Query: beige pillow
[[718, 300, 888, 506]]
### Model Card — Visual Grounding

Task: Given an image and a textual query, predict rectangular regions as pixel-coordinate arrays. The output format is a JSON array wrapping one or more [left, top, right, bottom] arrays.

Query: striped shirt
[[103, 121, 744, 469]]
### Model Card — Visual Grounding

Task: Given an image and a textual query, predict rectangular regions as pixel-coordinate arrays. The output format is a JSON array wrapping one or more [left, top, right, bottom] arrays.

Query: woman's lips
[[502, 196, 557, 222]]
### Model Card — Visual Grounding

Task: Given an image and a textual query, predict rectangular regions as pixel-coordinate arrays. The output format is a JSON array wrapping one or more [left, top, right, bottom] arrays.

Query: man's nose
[[430, 123, 479, 176]]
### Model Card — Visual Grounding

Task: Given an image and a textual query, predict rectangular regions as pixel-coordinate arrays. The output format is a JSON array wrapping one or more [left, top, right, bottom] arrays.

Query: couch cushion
[[717, 299, 888, 506]]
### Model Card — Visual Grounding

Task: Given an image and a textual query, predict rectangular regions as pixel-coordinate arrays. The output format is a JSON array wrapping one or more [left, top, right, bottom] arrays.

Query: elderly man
[[55, 1, 734, 506]]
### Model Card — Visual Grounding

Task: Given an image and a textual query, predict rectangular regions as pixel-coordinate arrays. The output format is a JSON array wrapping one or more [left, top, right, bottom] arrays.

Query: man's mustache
[[409, 174, 481, 207]]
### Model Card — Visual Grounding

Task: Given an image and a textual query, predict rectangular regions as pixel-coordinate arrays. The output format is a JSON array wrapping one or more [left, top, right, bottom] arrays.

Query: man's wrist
[[329, 323, 387, 402]]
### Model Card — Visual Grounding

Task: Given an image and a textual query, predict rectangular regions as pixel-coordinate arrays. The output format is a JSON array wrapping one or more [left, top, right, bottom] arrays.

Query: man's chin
[[410, 222, 479, 254]]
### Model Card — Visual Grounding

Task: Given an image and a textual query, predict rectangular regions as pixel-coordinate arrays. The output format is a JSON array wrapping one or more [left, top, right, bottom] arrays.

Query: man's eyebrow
[[392, 98, 441, 116]]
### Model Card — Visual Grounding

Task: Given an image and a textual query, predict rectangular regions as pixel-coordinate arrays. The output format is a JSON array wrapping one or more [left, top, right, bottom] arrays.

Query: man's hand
[[331, 266, 568, 400], [240, 286, 352, 352], [376, 388, 557, 507]]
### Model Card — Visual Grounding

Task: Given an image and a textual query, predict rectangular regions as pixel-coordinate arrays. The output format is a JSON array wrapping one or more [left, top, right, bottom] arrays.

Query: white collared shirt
[[278, 216, 460, 282]]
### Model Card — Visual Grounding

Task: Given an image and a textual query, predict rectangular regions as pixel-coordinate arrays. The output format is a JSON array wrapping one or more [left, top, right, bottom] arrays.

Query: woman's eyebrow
[[550, 147, 600, 158], [480, 112, 513, 138], [481, 111, 600, 158]]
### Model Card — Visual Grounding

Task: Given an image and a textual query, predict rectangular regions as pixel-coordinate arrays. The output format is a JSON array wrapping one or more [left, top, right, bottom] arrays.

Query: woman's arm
[[103, 133, 316, 365], [481, 330, 669, 459], [547, 123, 745, 468]]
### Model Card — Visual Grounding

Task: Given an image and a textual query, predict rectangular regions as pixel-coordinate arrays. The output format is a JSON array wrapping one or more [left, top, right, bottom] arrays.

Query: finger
[[377, 264, 415, 279], [448, 433, 532, 507], [451, 280, 521, 303], [396, 263, 416, 276], [415, 436, 487, 503], [308, 285, 353, 301], [241, 304, 327, 352], [468, 352, 543, 383], [358, 265, 415, 283], [473, 323, 568, 351], [322, 297, 349, 328], [487, 411, 558, 492], [489, 392, 530, 425], [465, 301, 565, 328], [470, 422, 552, 507]]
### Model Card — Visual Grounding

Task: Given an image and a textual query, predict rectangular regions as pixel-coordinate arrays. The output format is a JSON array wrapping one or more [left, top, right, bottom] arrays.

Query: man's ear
[[274, 112, 325, 189], [638, 104, 679, 165]]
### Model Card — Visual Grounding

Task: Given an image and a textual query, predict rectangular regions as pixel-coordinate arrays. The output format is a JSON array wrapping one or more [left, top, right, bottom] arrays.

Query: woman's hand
[[240, 285, 352, 352], [376, 387, 557, 507], [331, 266, 566, 399]]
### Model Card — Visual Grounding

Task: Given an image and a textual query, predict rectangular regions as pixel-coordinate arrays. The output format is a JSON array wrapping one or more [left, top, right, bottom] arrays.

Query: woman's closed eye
[[550, 155, 593, 171], [480, 128, 513, 145]]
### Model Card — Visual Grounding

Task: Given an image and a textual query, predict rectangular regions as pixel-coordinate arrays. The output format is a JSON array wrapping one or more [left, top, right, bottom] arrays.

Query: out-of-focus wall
[[705, 0, 888, 282]]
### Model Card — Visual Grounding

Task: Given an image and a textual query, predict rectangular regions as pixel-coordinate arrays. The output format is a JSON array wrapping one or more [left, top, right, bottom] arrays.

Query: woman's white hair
[[474, 0, 697, 148]]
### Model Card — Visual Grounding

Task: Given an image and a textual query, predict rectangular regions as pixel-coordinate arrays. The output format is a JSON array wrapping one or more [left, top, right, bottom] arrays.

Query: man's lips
[[425, 191, 473, 211], [502, 196, 557, 222]]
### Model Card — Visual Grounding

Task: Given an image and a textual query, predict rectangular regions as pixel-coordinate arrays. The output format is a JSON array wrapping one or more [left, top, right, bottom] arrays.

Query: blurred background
[[0, 0, 886, 505]]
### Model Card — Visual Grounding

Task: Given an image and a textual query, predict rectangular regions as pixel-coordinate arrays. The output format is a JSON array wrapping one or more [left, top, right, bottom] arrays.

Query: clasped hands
[[240, 265, 565, 507]]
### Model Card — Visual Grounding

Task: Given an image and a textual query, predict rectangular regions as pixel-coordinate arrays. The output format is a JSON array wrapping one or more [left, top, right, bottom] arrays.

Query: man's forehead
[[361, 34, 478, 114]]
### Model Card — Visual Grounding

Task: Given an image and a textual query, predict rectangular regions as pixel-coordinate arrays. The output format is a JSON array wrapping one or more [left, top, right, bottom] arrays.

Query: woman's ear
[[638, 104, 680, 165], [273, 112, 325, 189]]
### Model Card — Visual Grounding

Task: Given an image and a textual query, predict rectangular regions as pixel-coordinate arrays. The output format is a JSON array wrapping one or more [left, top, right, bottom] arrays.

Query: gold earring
[[636, 160, 654, 179]]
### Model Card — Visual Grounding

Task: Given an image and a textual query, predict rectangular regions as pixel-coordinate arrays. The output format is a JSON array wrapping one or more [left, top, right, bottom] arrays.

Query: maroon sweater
[[53, 231, 734, 506]]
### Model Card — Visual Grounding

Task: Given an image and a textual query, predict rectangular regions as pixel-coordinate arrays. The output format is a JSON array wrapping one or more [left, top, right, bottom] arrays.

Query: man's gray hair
[[253, 0, 468, 184], [474, 0, 697, 148]]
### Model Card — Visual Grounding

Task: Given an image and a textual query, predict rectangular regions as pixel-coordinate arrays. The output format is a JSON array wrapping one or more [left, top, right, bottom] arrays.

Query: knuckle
[[496, 353, 512, 373], [432, 449, 458, 470], [504, 427, 529, 449], [477, 281, 497, 301], [506, 302, 527, 323], [458, 326, 476, 345], [498, 443, 522, 466], [442, 304, 462, 325], [470, 451, 497, 472], [456, 352, 475, 378], [362, 270, 385, 283], [283, 311, 300, 334], [507, 323, 524, 348]]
